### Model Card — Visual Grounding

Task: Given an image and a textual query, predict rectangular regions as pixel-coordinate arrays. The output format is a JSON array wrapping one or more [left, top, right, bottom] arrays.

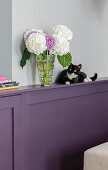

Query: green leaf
[[43, 50, 47, 56], [20, 48, 31, 68], [37, 54, 43, 60], [57, 52, 72, 67]]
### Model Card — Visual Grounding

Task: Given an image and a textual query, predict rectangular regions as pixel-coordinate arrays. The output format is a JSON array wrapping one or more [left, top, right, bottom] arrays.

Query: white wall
[[0, 0, 12, 80], [12, 0, 108, 86]]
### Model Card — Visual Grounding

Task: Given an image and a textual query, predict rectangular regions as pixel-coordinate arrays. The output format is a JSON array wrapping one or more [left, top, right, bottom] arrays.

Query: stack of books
[[0, 77, 19, 91]]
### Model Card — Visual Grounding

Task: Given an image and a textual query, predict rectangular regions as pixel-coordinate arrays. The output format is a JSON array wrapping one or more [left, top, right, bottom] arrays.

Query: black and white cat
[[56, 63, 97, 84]]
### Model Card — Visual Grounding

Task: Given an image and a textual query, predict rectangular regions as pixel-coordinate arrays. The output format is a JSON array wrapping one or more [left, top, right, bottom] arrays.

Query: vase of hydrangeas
[[20, 25, 73, 86]]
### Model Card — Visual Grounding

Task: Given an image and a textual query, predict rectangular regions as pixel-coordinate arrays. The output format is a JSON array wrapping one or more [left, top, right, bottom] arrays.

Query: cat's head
[[68, 64, 82, 74]]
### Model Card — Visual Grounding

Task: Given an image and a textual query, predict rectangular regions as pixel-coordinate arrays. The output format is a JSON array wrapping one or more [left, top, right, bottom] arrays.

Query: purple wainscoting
[[0, 95, 22, 170], [21, 80, 108, 170], [0, 80, 108, 170]]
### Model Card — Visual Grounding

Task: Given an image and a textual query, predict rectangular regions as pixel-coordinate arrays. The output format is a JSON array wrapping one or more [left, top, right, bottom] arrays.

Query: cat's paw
[[84, 77, 92, 82], [84, 78, 89, 82], [65, 81, 70, 85]]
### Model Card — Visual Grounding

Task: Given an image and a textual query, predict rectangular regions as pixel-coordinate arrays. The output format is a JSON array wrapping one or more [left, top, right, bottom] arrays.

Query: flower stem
[[41, 58, 46, 84], [46, 50, 49, 83]]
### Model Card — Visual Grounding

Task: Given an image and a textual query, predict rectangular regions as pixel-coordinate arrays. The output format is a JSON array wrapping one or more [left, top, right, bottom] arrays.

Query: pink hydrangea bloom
[[46, 35, 56, 51]]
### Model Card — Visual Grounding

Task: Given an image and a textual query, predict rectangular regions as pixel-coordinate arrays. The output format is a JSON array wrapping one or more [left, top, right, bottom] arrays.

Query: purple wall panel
[[0, 108, 13, 170], [0, 95, 22, 170], [0, 81, 108, 170], [22, 87, 108, 170]]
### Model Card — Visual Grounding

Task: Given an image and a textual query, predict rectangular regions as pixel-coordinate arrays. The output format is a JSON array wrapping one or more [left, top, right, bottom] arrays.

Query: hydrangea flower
[[46, 35, 56, 51], [50, 34, 69, 56], [24, 29, 47, 55], [53, 25, 73, 41], [24, 29, 43, 42]]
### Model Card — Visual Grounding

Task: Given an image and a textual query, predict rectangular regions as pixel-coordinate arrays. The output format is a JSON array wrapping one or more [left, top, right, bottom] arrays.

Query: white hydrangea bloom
[[50, 34, 69, 56], [53, 25, 73, 41], [24, 29, 44, 42], [24, 29, 47, 55]]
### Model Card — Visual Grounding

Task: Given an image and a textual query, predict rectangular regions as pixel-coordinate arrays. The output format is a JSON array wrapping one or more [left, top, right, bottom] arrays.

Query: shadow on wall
[[20, 39, 39, 84], [80, 0, 107, 19], [91, 0, 107, 16], [45, 135, 108, 170], [46, 149, 84, 170]]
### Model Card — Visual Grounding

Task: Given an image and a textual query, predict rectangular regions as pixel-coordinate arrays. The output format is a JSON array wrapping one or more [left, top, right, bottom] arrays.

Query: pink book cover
[[0, 77, 6, 81]]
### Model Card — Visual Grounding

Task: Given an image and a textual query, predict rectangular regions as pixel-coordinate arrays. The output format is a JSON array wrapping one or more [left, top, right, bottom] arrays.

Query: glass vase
[[36, 54, 55, 86]]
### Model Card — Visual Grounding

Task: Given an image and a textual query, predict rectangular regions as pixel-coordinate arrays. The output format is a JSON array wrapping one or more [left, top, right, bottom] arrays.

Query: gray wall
[[0, 0, 12, 80], [12, 0, 108, 86]]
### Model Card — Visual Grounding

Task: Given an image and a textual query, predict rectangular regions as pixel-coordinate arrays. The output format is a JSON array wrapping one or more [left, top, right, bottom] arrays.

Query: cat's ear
[[78, 64, 82, 70]]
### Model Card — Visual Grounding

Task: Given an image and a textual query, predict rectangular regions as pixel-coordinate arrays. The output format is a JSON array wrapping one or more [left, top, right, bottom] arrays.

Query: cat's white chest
[[67, 73, 78, 80]]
